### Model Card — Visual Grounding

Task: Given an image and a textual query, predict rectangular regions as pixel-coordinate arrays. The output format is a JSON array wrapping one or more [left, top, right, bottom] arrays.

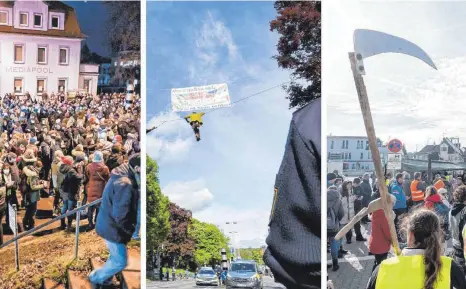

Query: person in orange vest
[[433, 174, 445, 192], [184, 112, 205, 142], [410, 172, 426, 208], [365, 209, 464, 289]]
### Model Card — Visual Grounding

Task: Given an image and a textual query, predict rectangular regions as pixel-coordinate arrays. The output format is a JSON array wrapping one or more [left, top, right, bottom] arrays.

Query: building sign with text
[[5, 66, 54, 74]]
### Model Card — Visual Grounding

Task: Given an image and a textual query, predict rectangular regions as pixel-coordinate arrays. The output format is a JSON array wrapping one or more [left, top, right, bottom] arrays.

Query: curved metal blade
[[354, 29, 437, 70]]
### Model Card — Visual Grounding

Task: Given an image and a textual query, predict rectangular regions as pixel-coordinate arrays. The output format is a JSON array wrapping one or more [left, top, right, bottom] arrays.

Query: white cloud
[[149, 6, 294, 249], [162, 179, 214, 213], [325, 1, 466, 151], [194, 205, 270, 248]]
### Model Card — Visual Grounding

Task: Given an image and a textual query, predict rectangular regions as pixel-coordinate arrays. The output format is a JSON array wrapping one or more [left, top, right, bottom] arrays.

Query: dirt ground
[[0, 229, 107, 289]]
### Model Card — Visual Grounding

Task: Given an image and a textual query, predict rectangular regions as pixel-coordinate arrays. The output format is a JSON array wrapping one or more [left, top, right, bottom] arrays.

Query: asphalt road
[[147, 276, 285, 289]]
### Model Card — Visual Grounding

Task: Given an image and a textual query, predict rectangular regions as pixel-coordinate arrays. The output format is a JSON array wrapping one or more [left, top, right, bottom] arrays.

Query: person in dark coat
[[105, 144, 123, 172], [59, 156, 83, 231], [22, 161, 44, 230], [85, 151, 110, 230], [262, 98, 321, 289], [89, 153, 140, 287], [360, 173, 372, 223]]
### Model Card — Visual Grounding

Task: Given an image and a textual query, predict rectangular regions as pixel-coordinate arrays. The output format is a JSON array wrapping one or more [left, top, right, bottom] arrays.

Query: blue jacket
[[263, 98, 321, 289], [96, 163, 139, 244], [389, 180, 407, 209]]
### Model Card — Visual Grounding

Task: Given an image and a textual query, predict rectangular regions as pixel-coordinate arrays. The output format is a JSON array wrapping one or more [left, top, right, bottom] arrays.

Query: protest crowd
[[0, 91, 141, 245], [327, 170, 466, 289]]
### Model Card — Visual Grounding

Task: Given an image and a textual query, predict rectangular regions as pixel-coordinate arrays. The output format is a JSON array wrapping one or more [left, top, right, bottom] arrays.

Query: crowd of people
[[327, 170, 466, 289], [0, 91, 141, 245]]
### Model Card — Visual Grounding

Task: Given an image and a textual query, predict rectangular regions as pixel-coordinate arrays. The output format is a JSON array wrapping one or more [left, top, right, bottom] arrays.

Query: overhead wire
[[146, 81, 290, 133]]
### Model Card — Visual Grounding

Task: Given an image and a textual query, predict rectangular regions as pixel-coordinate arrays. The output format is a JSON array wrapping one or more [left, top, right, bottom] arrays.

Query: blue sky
[[66, 1, 110, 56], [146, 2, 294, 248], [326, 1, 466, 152]]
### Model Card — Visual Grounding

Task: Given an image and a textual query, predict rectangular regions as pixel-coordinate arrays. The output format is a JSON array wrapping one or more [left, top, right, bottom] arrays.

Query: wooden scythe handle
[[348, 52, 401, 255]]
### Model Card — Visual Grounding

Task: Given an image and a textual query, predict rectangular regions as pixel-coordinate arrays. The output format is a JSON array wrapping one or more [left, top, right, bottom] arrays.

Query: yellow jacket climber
[[185, 112, 205, 142], [185, 112, 205, 124]]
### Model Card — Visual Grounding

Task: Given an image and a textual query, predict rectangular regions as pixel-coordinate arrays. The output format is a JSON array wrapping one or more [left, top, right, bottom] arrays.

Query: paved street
[[147, 276, 285, 289], [328, 222, 453, 289]]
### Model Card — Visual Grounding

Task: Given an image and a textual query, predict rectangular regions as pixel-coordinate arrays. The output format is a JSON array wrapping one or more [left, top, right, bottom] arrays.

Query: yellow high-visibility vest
[[376, 255, 452, 289]]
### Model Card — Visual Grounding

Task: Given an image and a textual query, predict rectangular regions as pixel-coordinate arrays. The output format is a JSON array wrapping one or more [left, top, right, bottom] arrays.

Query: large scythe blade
[[354, 29, 437, 74]]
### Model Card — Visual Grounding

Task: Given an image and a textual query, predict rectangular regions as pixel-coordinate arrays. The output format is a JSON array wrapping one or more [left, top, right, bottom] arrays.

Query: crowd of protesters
[[327, 170, 466, 289], [0, 91, 141, 245]]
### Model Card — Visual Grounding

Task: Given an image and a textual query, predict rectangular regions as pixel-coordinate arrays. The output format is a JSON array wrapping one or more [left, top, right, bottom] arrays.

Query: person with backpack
[[327, 185, 344, 271], [424, 186, 450, 252], [389, 173, 407, 242]]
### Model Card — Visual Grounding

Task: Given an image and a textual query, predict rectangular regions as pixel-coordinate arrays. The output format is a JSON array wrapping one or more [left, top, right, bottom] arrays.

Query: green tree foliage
[[189, 219, 230, 267], [146, 156, 170, 251], [402, 144, 408, 155], [80, 42, 111, 64], [270, 1, 321, 109], [238, 248, 264, 264]]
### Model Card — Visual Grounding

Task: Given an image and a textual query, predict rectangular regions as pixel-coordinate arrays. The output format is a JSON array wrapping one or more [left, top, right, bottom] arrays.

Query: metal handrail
[[0, 198, 102, 250]]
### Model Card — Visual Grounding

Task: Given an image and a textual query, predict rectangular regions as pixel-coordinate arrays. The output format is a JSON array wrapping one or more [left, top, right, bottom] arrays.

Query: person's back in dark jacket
[[59, 164, 82, 201], [95, 163, 139, 244], [263, 98, 321, 289]]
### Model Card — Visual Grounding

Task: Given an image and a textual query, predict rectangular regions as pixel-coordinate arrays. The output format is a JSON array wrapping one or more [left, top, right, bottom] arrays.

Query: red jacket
[[368, 209, 391, 254], [425, 193, 442, 210]]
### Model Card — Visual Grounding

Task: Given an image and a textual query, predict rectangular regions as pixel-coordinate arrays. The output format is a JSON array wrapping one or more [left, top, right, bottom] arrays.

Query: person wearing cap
[[40, 136, 53, 186], [262, 99, 321, 289], [89, 153, 140, 287], [22, 160, 44, 230], [59, 155, 83, 231], [85, 151, 110, 231]]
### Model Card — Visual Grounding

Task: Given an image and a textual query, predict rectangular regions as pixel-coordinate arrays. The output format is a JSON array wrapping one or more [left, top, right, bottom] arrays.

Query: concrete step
[[90, 258, 120, 286], [42, 278, 65, 289], [121, 249, 140, 289], [68, 270, 91, 289]]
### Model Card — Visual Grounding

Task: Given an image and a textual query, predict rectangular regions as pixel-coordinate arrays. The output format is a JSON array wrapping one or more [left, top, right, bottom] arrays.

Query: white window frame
[[37, 45, 47, 64], [0, 11, 7, 25], [59, 47, 69, 65], [14, 78, 23, 94], [33, 13, 42, 27], [37, 78, 46, 94], [14, 43, 25, 64], [51, 15, 59, 29], [58, 78, 67, 93], [19, 12, 28, 26]]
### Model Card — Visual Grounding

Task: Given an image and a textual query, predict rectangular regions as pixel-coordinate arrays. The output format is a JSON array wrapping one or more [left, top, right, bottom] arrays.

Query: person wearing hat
[[59, 155, 83, 231], [105, 144, 124, 172], [22, 160, 44, 230], [89, 153, 140, 287], [85, 151, 110, 231]]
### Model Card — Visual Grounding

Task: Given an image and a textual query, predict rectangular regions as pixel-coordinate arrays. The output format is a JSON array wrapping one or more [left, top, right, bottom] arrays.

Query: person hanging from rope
[[184, 112, 205, 141]]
